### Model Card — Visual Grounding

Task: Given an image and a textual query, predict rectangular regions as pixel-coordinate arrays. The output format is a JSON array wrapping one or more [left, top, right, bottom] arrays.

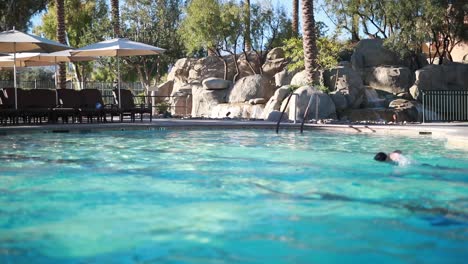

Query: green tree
[[180, 0, 244, 80], [323, 0, 468, 64], [248, 2, 293, 72], [35, 0, 111, 84], [179, 0, 222, 57], [0, 0, 48, 32], [301, 0, 319, 84], [283, 36, 347, 72], [122, 0, 185, 88]]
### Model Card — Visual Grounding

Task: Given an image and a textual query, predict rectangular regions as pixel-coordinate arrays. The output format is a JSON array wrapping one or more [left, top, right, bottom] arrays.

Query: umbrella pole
[[54, 58, 58, 89], [13, 43, 17, 110], [118, 57, 121, 109]]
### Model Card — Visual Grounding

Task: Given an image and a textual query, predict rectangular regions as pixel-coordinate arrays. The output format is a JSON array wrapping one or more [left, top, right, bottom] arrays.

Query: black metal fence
[[422, 90, 468, 122], [0, 80, 145, 96]]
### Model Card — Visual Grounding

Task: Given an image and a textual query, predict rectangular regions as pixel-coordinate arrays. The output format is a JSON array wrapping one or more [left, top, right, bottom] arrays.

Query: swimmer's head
[[374, 152, 388, 162]]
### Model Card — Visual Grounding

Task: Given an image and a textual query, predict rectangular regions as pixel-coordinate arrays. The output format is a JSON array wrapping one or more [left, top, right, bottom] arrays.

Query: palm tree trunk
[[301, 0, 319, 84], [111, 0, 121, 38], [292, 0, 299, 36], [56, 0, 66, 89], [244, 0, 251, 51]]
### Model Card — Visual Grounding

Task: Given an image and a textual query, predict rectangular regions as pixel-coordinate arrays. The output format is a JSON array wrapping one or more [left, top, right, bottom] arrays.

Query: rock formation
[[155, 38, 466, 123]]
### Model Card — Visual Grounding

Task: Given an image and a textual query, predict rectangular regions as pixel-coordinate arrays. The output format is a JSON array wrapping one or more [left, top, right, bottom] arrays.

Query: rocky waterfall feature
[[151, 39, 468, 123]]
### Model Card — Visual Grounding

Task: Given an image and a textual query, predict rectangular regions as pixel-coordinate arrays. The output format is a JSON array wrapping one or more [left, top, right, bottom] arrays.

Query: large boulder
[[262, 58, 287, 77], [236, 52, 262, 79], [167, 58, 196, 83], [275, 68, 299, 87], [151, 80, 174, 104], [410, 63, 468, 101], [362, 66, 413, 94], [267, 47, 285, 60], [340, 108, 395, 122], [351, 39, 399, 69], [388, 99, 421, 122], [363, 87, 387, 108], [262, 86, 291, 119], [191, 84, 228, 117], [228, 74, 272, 103], [188, 56, 235, 81], [266, 110, 289, 122], [288, 86, 336, 121], [323, 66, 365, 108], [210, 103, 264, 119], [329, 91, 348, 111], [290, 70, 308, 87], [202, 77, 231, 90], [170, 90, 192, 117], [443, 63, 468, 89]]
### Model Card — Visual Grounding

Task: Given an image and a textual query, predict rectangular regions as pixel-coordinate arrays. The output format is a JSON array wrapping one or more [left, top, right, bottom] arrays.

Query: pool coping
[[1, 119, 468, 150]]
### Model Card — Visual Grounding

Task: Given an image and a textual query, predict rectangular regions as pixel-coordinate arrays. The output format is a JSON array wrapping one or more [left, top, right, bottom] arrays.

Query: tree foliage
[[180, 0, 292, 80], [283, 36, 346, 72], [179, 0, 223, 56], [250, 1, 293, 55], [322, 0, 468, 64], [0, 0, 49, 32], [35, 0, 111, 84], [121, 0, 185, 87]]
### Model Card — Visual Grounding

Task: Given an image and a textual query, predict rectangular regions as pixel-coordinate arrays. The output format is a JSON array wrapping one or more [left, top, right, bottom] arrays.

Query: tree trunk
[[111, 0, 121, 38], [244, 0, 251, 51], [207, 47, 216, 56], [351, 14, 360, 42], [56, 0, 66, 89], [301, 0, 319, 84], [292, 0, 299, 36]]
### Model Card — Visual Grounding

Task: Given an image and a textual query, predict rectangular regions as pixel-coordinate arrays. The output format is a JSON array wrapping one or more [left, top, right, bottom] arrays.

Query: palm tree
[[301, 0, 319, 84], [244, 0, 251, 51], [292, 0, 299, 36], [56, 0, 66, 89], [111, 0, 120, 37]]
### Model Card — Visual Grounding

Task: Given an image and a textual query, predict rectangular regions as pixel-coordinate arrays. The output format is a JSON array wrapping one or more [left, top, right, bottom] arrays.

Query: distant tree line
[[1, 0, 466, 87]]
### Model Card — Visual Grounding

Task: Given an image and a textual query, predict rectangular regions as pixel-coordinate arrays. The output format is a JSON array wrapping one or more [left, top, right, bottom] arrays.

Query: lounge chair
[[80, 89, 120, 123], [0, 88, 26, 125], [113, 88, 152, 122], [54, 89, 81, 123], [21, 89, 56, 124], [0, 88, 24, 124]]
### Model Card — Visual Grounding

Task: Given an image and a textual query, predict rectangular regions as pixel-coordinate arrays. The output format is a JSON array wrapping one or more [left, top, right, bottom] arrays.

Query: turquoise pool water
[[0, 129, 467, 263]]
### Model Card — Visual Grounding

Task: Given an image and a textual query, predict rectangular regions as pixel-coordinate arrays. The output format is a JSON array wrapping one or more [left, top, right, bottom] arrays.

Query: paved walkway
[[1, 119, 467, 149]]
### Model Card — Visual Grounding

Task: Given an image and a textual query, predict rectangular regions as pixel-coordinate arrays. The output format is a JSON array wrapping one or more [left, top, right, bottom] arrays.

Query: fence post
[[315, 94, 320, 121], [422, 90, 425, 123]]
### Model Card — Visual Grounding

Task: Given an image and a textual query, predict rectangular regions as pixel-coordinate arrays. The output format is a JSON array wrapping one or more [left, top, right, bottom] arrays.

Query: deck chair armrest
[[104, 103, 119, 109]]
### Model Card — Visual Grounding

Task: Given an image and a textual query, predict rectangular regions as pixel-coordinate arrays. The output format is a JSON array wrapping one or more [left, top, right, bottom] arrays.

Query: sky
[[30, 0, 336, 36]]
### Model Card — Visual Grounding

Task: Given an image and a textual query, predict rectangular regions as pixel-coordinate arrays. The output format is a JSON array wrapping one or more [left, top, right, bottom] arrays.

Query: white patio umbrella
[[0, 53, 56, 67], [0, 30, 72, 109], [17, 50, 96, 88], [70, 38, 165, 108]]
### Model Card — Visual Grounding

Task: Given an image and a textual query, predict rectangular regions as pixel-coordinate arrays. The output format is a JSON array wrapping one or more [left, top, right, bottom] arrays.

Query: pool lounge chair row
[[0, 88, 152, 125]]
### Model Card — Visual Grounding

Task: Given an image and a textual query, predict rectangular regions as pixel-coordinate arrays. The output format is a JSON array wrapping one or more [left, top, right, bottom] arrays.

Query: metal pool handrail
[[275, 92, 297, 134]]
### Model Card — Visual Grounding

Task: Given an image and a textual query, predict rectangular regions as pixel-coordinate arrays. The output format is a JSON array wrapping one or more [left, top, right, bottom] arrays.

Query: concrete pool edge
[[0, 119, 467, 149]]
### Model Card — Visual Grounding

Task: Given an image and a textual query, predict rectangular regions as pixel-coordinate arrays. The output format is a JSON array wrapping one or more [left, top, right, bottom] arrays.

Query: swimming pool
[[0, 129, 467, 263]]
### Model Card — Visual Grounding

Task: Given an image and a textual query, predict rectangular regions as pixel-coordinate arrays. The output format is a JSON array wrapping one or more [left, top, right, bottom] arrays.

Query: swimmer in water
[[374, 150, 410, 165]]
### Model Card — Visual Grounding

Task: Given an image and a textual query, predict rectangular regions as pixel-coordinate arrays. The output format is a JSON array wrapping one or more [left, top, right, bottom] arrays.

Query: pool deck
[[1, 119, 468, 149]]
